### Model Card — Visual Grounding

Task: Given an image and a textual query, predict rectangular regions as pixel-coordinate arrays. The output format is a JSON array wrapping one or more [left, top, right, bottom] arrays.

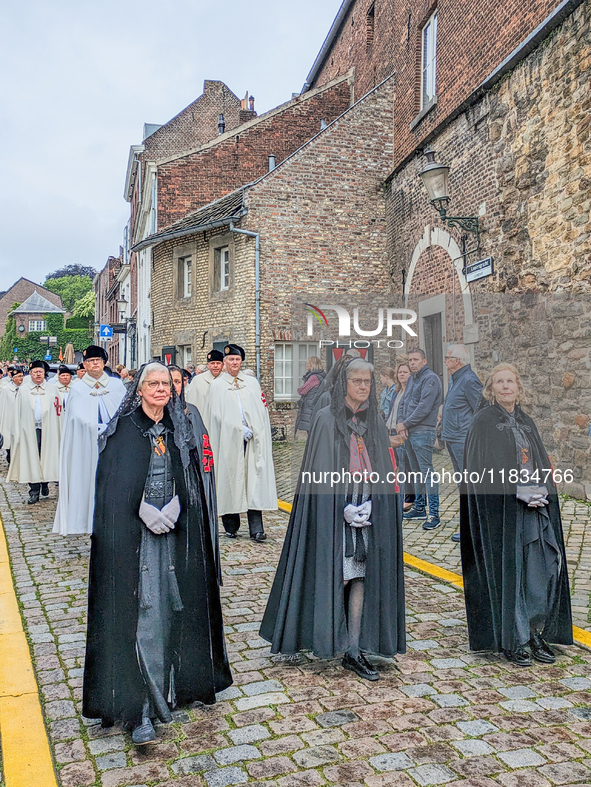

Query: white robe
[[7, 377, 61, 483], [54, 382, 75, 438], [53, 372, 126, 535], [0, 381, 21, 450], [185, 370, 216, 425], [205, 371, 277, 516]]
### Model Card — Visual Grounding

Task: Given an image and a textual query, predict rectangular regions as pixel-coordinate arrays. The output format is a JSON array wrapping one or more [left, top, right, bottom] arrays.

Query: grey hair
[[345, 357, 375, 376], [137, 362, 171, 389], [447, 343, 470, 364]]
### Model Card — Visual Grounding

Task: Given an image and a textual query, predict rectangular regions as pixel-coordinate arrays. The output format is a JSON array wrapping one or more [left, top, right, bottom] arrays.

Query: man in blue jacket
[[396, 349, 442, 529], [441, 344, 483, 542]]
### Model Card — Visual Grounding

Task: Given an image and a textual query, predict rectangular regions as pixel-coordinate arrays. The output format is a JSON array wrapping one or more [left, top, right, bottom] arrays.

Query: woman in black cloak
[[460, 363, 572, 667], [82, 362, 231, 744], [260, 358, 405, 680]]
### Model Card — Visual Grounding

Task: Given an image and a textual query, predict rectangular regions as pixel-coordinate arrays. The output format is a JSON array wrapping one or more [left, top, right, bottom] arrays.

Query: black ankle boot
[[41, 483, 49, 497], [27, 491, 40, 505]]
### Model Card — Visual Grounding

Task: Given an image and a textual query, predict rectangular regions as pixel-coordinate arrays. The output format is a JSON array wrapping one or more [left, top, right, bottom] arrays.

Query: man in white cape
[[204, 343, 277, 542], [8, 360, 61, 504], [53, 345, 125, 535], [185, 349, 224, 423], [0, 367, 24, 466]]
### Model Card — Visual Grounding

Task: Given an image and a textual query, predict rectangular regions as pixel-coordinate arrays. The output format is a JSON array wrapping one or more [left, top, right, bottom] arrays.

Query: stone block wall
[[387, 2, 591, 494]]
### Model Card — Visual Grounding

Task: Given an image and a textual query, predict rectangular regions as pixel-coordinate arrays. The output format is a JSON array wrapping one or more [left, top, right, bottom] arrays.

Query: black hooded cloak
[[83, 367, 231, 727], [260, 363, 405, 659], [460, 403, 572, 653]]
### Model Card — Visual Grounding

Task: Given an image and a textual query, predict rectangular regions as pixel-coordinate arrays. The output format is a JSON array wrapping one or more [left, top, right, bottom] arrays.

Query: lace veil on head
[[99, 362, 197, 472]]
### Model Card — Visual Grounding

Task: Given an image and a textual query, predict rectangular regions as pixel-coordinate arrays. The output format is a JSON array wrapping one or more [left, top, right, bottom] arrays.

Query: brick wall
[[149, 74, 395, 437], [155, 76, 353, 229], [142, 81, 243, 162], [0, 279, 63, 338], [309, 0, 566, 168]]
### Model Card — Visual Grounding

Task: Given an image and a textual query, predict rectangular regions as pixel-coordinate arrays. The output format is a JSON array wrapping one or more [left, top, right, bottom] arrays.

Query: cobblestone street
[[2, 450, 591, 787], [274, 443, 591, 630]]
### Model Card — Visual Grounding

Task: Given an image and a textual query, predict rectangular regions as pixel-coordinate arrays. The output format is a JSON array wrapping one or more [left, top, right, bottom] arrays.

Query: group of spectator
[[380, 344, 483, 541]]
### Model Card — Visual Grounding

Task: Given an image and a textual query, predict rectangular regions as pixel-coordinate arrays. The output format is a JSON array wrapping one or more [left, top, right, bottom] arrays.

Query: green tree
[[43, 275, 93, 311], [0, 304, 20, 361], [72, 289, 95, 319]]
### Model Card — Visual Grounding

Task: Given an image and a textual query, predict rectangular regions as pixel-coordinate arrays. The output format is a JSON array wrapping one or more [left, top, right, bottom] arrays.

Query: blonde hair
[[307, 356, 323, 372], [395, 360, 411, 391], [483, 362, 531, 405], [380, 366, 397, 382]]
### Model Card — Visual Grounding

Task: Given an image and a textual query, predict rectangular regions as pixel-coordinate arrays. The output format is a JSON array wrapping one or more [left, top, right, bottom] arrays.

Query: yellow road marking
[[0, 512, 58, 787], [276, 498, 591, 649]]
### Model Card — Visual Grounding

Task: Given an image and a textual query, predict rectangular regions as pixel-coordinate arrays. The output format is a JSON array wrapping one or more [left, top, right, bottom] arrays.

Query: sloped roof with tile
[[10, 290, 66, 314], [132, 188, 246, 252]]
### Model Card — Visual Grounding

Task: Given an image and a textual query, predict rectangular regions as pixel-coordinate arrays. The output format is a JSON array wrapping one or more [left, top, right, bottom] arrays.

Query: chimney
[[218, 114, 225, 135], [249, 95, 255, 112]]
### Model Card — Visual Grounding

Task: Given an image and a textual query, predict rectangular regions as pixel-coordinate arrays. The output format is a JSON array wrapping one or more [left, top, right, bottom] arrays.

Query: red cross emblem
[[202, 434, 214, 473]]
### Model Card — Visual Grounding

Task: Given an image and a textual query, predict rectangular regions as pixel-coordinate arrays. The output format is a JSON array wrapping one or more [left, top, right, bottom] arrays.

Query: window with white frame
[[182, 256, 192, 297], [421, 10, 438, 108], [213, 246, 230, 291], [274, 342, 320, 400], [29, 320, 47, 332], [181, 345, 192, 365]]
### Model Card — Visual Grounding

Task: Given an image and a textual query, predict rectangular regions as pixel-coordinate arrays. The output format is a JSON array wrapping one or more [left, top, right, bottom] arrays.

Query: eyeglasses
[[444, 356, 456, 361], [348, 378, 372, 387], [144, 380, 172, 390]]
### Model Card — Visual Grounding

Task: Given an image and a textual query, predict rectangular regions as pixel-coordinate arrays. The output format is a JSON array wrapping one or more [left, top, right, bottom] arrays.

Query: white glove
[[242, 425, 253, 441], [516, 485, 549, 508], [344, 500, 372, 528], [139, 495, 181, 534]]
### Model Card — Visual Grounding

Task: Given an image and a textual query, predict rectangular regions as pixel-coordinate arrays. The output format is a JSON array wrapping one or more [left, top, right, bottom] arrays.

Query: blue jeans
[[406, 429, 439, 517], [446, 440, 465, 481]]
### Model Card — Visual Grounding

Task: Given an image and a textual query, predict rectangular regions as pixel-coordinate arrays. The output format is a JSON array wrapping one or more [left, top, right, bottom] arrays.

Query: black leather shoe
[[503, 647, 532, 667], [27, 493, 40, 505], [529, 633, 556, 664], [342, 651, 379, 681], [131, 717, 156, 745], [41, 483, 49, 497], [250, 532, 267, 542], [225, 532, 238, 539]]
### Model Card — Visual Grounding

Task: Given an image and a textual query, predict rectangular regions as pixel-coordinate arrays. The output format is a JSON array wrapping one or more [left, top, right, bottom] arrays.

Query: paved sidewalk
[[3, 455, 591, 787], [273, 442, 591, 631]]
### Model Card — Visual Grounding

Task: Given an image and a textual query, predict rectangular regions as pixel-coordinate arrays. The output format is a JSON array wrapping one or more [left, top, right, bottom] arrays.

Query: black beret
[[30, 360, 50, 373], [77, 362, 85, 370], [83, 345, 108, 361], [224, 343, 245, 360], [207, 349, 224, 363], [58, 365, 72, 376]]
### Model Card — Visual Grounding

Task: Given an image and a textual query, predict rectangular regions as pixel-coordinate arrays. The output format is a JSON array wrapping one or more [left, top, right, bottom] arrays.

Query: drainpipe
[[229, 222, 261, 382]]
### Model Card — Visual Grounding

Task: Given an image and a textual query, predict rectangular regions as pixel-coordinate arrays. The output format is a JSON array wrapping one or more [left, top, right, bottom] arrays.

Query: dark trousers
[[222, 510, 264, 537], [29, 428, 42, 496], [5, 448, 10, 466]]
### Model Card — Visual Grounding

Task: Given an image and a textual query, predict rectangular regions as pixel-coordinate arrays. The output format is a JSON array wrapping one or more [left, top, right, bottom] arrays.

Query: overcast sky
[[0, 0, 339, 290]]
